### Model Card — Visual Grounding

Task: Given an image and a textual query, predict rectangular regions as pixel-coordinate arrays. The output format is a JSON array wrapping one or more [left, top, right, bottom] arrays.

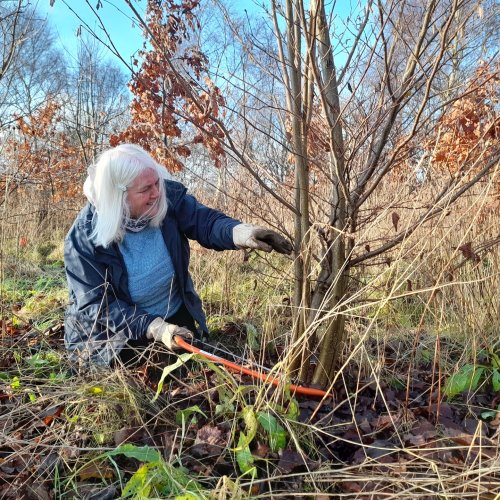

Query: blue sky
[[37, 0, 354, 75], [36, 0, 259, 68], [37, 0, 145, 67]]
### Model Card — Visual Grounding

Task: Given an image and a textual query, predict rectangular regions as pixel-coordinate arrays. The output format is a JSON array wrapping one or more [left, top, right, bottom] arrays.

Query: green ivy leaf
[[443, 364, 485, 399]]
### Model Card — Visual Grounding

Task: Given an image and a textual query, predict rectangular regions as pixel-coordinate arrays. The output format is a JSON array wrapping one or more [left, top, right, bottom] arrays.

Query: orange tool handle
[[174, 336, 330, 398]]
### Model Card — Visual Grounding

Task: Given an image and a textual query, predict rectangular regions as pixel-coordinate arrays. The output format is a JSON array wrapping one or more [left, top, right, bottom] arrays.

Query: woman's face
[[126, 168, 161, 219]]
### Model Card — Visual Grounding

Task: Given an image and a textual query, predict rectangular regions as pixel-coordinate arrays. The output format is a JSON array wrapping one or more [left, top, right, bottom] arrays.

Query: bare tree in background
[[0, 1, 131, 216], [0, 2, 66, 129], [0, 1, 67, 215], [64, 35, 130, 165]]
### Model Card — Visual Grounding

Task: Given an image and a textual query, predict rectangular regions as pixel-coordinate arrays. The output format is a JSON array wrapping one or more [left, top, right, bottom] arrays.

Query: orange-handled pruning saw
[[174, 335, 331, 398]]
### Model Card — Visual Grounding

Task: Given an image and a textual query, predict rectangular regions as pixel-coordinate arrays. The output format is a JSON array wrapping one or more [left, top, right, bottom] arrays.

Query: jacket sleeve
[[64, 221, 156, 342], [168, 182, 241, 250]]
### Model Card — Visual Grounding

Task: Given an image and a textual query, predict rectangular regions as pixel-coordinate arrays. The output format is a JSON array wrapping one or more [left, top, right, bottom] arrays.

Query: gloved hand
[[233, 224, 293, 255], [146, 318, 194, 351]]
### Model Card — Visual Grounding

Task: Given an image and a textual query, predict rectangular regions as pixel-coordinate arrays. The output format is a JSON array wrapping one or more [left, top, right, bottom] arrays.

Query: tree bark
[[307, 0, 348, 386]]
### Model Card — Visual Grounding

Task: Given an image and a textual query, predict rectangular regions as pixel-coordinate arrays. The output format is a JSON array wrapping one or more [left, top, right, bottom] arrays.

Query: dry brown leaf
[[391, 212, 400, 232], [78, 462, 114, 481], [253, 442, 270, 459], [41, 404, 65, 426], [113, 426, 143, 446], [373, 414, 395, 430], [195, 424, 225, 446], [458, 242, 480, 262], [340, 481, 362, 493], [447, 433, 497, 459], [277, 449, 318, 474]]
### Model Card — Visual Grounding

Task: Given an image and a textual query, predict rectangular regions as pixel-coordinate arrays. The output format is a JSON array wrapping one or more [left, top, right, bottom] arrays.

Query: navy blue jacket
[[64, 180, 240, 365]]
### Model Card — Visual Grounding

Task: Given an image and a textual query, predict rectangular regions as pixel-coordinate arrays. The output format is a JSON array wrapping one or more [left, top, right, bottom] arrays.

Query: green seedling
[[234, 405, 290, 478], [10, 376, 21, 389]]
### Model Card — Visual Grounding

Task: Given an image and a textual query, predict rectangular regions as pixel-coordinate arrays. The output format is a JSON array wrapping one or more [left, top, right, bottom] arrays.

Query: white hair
[[83, 144, 170, 248]]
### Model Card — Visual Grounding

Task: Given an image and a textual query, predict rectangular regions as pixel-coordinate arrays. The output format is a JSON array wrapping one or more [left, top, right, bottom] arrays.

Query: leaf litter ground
[[0, 319, 499, 498]]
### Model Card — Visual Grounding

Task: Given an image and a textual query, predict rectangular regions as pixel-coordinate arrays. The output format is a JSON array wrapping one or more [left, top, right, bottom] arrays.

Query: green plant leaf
[[257, 411, 287, 451], [241, 406, 258, 445], [286, 399, 300, 421], [153, 353, 194, 401], [49, 371, 67, 382], [27, 356, 50, 367], [235, 432, 256, 479], [94, 433, 106, 445], [121, 463, 153, 498], [215, 400, 235, 416], [244, 322, 260, 351], [443, 364, 485, 399], [115, 453, 203, 498], [10, 376, 21, 389], [480, 408, 499, 420], [175, 405, 207, 426], [106, 443, 162, 464], [87, 386, 104, 395], [490, 352, 500, 370], [388, 376, 406, 390], [492, 369, 500, 392]]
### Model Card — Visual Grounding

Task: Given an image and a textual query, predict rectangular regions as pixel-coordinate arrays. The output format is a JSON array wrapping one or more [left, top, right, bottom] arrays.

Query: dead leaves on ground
[[1, 328, 499, 497]]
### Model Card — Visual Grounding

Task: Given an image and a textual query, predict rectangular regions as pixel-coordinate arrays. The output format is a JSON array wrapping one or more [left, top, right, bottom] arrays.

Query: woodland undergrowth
[[0, 190, 499, 499]]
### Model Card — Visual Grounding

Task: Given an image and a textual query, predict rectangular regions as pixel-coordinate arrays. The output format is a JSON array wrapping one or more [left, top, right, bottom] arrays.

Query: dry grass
[[0, 175, 499, 497]]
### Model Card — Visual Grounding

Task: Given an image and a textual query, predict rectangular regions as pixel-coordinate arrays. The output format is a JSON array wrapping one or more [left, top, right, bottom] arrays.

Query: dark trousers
[[118, 303, 198, 366]]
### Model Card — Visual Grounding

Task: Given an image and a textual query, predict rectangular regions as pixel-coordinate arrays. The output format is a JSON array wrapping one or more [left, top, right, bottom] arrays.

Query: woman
[[64, 144, 292, 366]]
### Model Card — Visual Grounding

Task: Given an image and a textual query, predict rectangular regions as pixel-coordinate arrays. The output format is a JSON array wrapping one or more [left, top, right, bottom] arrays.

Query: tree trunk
[[308, 0, 348, 386], [279, 0, 312, 377]]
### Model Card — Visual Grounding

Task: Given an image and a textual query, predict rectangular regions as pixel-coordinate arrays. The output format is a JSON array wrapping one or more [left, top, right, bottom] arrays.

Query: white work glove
[[232, 224, 293, 255], [146, 318, 194, 351]]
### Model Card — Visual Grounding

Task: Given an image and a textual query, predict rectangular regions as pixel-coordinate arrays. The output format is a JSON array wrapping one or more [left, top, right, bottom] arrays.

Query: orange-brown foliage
[[428, 64, 499, 174], [110, 0, 226, 171], [2, 99, 86, 203]]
